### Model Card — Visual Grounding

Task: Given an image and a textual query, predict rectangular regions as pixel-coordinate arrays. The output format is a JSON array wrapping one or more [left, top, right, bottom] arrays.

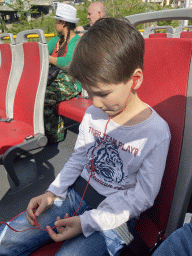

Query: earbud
[[131, 77, 139, 90]]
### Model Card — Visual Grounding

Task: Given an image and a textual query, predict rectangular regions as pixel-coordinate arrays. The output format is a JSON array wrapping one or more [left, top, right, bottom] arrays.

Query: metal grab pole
[[183, 0, 190, 26]]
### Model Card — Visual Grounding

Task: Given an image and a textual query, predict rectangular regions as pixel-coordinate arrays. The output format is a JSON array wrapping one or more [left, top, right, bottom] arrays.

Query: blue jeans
[[0, 188, 126, 256], [152, 223, 192, 256]]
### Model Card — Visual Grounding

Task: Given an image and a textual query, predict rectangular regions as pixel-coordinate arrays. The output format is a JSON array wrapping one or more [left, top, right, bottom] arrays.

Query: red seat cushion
[[149, 33, 167, 38], [56, 98, 92, 123], [30, 241, 64, 256], [0, 121, 33, 155]]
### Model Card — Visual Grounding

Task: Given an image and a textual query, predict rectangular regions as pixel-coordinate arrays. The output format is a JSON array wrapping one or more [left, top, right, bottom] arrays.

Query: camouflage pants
[[44, 72, 81, 142]]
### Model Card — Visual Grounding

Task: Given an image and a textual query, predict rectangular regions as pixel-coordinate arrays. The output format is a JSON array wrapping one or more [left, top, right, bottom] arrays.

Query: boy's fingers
[[26, 212, 35, 226], [55, 213, 70, 227], [55, 218, 68, 227], [65, 213, 69, 218], [56, 216, 65, 232], [26, 201, 36, 220], [35, 201, 46, 217], [46, 226, 65, 242]]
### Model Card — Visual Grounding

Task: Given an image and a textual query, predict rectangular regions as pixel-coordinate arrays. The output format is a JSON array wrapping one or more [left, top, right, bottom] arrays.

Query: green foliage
[[0, 20, 6, 33], [40, 11, 44, 25], [76, 0, 90, 26], [104, 0, 156, 18], [7, 13, 57, 36], [8, 0, 29, 23], [157, 19, 179, 27]]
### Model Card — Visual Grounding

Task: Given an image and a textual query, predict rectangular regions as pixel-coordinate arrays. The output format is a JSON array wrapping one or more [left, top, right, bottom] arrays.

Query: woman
[[45, 3, 82, 142]]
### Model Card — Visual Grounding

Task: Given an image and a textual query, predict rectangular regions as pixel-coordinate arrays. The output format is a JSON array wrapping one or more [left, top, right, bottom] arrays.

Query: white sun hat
[[53, 3, 79, 24]]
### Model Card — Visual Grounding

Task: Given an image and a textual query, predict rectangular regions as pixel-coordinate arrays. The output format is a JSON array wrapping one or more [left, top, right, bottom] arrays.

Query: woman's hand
[[49, 55, 57, 66], [26, 191, 56, 226], [46, 214, 82, 242]]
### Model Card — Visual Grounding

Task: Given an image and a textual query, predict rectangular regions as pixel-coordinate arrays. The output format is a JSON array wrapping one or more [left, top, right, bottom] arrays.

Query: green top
[[48, 34, 80, 68], [48, 34, 82, 93]]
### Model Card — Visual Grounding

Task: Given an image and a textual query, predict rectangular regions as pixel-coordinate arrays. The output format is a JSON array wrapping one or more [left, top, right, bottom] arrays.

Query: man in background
[[76, 2, 107, 36]]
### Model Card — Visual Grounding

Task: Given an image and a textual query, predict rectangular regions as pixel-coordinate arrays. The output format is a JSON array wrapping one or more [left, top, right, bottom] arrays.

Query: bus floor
[[0, 124, 79, 223]]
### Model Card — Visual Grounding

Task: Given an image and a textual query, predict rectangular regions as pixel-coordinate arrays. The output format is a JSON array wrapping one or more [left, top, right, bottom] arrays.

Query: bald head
[[87, 2, 107, 26]]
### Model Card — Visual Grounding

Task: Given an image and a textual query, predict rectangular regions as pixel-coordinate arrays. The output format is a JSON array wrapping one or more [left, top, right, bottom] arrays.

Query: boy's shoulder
[[82, 105, 170, 145], [85, 105, 168, 126], [142, 107, 171, 142], [151, 107, 169, 127], [84, 105, 170, 128]]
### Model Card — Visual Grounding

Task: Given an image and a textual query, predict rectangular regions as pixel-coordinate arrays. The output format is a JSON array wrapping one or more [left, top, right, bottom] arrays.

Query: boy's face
[[83, 80, 134, 117]]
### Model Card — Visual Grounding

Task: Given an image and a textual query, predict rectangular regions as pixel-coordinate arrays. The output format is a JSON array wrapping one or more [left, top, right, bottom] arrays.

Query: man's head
[[87, 2, 107, 26], [69, 18, 144, 87]]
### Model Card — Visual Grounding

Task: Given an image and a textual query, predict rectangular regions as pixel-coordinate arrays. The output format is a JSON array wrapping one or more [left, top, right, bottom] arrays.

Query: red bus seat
[[0, 33, 15, 119], [57, 97, 92, 123], [180, 31, 192, 38], [134, 38, 192, 249], [149, 33, 167, 38], [0, 29, 49, 190], [31, 37, 192, 255], [174, 25, 192, 38]]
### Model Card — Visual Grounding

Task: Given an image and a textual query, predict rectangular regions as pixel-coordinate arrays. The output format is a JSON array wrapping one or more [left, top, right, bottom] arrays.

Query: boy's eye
[[100, 93, 109, 97]]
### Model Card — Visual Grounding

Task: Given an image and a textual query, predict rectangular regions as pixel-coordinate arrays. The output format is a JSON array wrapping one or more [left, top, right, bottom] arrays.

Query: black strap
[[72, 176, 106, 209], [0, 118, 13, 123]]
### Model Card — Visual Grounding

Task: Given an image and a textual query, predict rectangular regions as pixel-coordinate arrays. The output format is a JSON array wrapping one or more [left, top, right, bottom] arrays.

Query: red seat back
[[149, 33, 167, 38], [135, 38, 192, 247], [0, 44, 12, 116], [180, 31, 192, 38], [13, 42, 41, 130]]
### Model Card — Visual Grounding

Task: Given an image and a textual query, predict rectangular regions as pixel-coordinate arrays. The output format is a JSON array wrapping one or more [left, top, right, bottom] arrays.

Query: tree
[[8, 0, 39, 24], [8, 0, 29, 23]]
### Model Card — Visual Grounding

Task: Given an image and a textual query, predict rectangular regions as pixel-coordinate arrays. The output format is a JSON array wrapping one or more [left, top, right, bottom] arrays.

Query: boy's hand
[[26, 191, 56, 226], [46, 214, 82, 242]]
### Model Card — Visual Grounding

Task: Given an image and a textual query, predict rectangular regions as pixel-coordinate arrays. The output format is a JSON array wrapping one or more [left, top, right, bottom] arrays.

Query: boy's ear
[[131, 69, 143, 90]]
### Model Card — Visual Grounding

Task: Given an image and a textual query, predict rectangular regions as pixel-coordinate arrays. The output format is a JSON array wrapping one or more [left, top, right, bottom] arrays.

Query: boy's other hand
[[46, 214, 82, 242], [26, 191, 56, 226]]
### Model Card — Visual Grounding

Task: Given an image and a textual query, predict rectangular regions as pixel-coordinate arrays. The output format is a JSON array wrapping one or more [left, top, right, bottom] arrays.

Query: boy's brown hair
[[69, 17, 144, 86]]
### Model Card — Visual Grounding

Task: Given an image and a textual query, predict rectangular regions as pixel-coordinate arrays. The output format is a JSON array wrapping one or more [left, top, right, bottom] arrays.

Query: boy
[[0, 18, 170, 256]]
